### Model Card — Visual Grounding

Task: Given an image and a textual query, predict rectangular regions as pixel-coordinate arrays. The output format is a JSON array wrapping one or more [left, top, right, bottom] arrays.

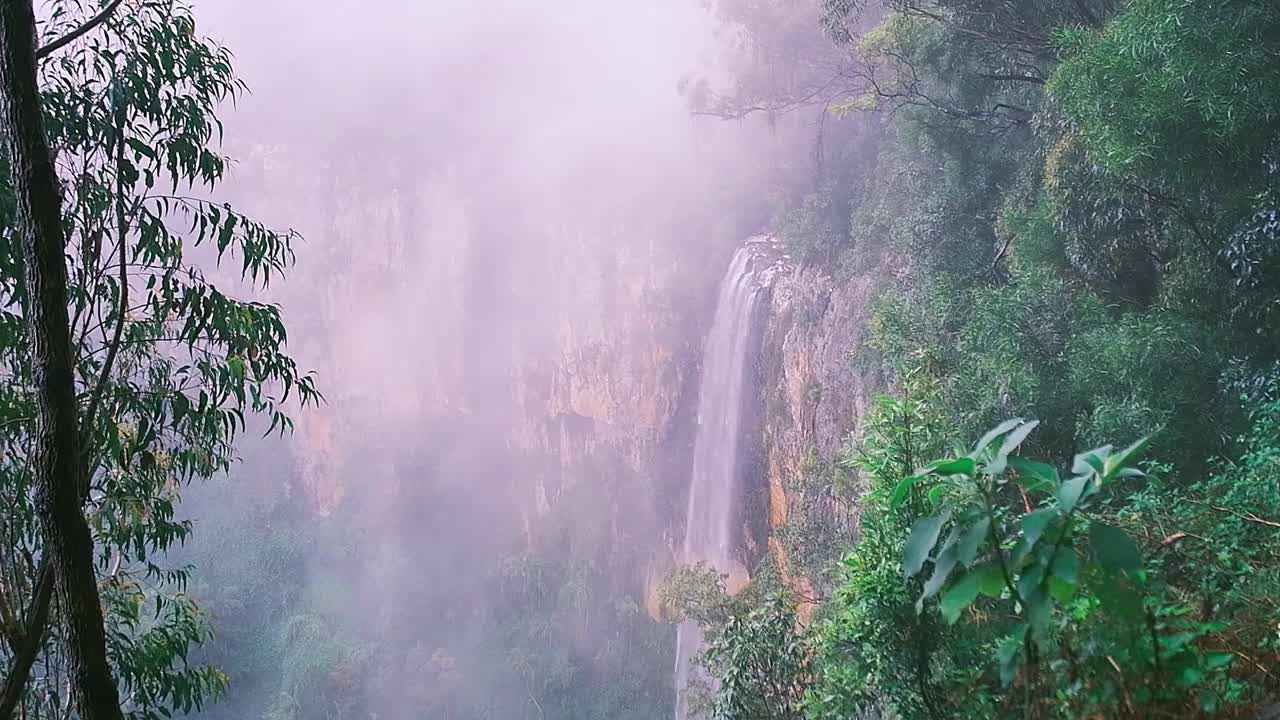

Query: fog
[[166, 2, 813, 718]]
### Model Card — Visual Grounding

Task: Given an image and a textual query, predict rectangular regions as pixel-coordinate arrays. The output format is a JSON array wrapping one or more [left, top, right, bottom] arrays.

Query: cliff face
[[502, 231, 711, 615], [756, 261, 881, 603]]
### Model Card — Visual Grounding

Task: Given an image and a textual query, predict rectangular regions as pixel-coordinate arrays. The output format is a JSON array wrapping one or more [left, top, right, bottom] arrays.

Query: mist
[[168, 2, 807, 718]]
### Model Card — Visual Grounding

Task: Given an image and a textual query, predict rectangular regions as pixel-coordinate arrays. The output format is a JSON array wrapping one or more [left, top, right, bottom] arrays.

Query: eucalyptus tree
[[0, 1, 317, 718]]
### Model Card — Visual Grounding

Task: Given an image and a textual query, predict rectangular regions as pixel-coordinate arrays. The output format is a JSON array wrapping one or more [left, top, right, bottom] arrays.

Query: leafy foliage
[[691, 0, 1280, 717], [0, 2, 316, 717], [705, 593, 810, 720]]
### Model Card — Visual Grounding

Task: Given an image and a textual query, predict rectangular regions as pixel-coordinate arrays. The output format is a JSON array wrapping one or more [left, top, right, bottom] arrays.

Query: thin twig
[[1185, 498, 1280, 529], [34, 0, 124, 60]]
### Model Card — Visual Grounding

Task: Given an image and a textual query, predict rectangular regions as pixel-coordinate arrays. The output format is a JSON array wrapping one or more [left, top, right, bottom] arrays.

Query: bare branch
[[1186, 498, 1280, 529]]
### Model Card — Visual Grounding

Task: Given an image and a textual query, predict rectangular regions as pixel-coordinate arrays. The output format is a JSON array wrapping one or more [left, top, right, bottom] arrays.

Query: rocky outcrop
[[757, 259, 882, 608]]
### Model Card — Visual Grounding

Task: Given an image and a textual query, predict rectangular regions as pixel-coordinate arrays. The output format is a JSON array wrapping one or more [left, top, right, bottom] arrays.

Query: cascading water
[[674, 244, 771, 720]]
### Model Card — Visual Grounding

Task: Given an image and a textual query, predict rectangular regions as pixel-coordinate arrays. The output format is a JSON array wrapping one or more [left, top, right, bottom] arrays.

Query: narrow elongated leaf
[[996, 420, 1039, 461], [1103, 435, 1151, 483], [1072, 445, 1113, 475], [975, 418, 1025, 455]]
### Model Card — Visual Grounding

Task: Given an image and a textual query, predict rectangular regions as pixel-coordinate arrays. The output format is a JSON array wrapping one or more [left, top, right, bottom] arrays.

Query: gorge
[[3, 0, 1274, 718]]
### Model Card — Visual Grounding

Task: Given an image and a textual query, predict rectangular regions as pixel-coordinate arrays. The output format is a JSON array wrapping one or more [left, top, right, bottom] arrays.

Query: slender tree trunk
[[0, 2, 125, 719]]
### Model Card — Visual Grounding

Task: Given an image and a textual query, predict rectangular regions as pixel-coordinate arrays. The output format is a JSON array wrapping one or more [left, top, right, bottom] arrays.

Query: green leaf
[[1021, 508, 1057, 547], [1089, 522, 1142, 573], [1204, 652, 1235, 671], [1055, 475, 1094, 513], [975, 418, 1024, 455], [996, 626, 1026, 687], [996, 420, 1039, 461], [1103, 435, 1150, 483], [926, 456, 974, 477], [1072, 445, 1113, 475], [1048, 575, 1076, 603], [1008, 456, 1058, 493], [1092, 571, 1142, 623], [903, 509, 951, 579], [1017, 559, 1048, 601], [127, 137, 156, 159], [919, 545, 958, 607], [926, 484, 949, 505], [1050, 549, 1080, 585], [1024, 588, 1052, 640], [940, 564, 1001, 623], [891, 474, 926, 509], [956, 517, 990, 566]]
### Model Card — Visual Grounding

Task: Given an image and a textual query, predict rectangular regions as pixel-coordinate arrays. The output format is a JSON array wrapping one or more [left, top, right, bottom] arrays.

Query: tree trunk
[[0, 2, 125, 719]]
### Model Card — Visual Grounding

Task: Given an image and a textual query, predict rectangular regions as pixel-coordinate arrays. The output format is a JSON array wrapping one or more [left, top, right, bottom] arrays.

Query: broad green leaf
[[1089, 522, 1142, 573], [1021, 508, 1057, 547], [1007, 456, 1058, 493], [1024, 588, 1052, 640], [975, 562, 1007, 597], [1160, 631, 1199, 653], [940, 564, 1001, 623], [1048, 575, 1076, 603], [1050, 549, 1080, 585], [903, 509, 951, 579], [1055, 475, 1094, 513], [890, 474, 926, 508], [926, 456, 975, 477], [1017, 559, 1047, 601], [919, 546, 958, 607], [1092, 571, 1143, 623], [956, 517, 990, 566], [1204, 652, 1235, 671]]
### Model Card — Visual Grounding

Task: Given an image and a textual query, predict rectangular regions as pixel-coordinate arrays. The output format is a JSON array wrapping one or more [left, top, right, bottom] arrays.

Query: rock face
[[755, 259, 882, 605], [216, 138, 735, 627]]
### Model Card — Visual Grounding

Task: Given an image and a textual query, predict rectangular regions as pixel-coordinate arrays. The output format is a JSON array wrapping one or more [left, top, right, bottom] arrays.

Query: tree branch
[[79, 94, 130, 503], [0, 561, 54, 720], [34, 0, 124, 61], [1186, 498, 1280, 529], [979, 73, 1046, 85]]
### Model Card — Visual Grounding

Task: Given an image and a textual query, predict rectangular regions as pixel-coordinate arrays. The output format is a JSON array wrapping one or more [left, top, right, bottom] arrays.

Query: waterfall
[[674, 244, 770, 720]]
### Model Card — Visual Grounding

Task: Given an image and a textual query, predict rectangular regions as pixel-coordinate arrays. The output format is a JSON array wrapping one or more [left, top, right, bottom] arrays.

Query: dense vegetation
[[677, 0, 1280, 717], [0, 2, 317, 719]]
